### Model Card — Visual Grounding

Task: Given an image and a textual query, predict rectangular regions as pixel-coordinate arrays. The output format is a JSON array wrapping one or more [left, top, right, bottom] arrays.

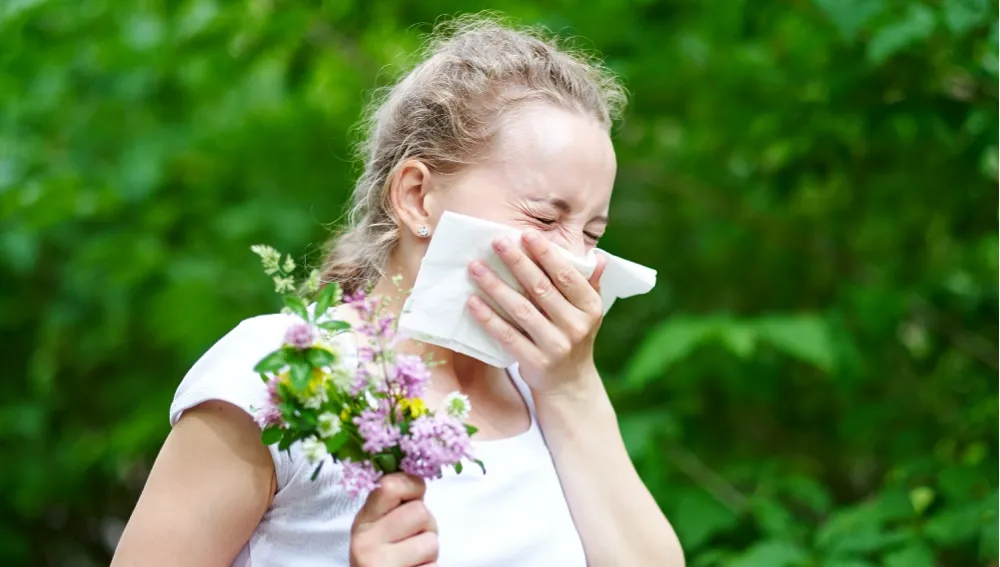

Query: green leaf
[[464, 424, 479, 436], [822, 561, 876, 567], [728, 540, 810, 567], [924, 503, 983, 545], [942, 0, 989, 35], [310, 461, 324, 481], [866, 4, 936, 64], [619, 410, 677, 459], [783, 475, 832, 515], [318, 320, 351, 334], [278, 430, 296, 452], [289, 360, 311, 392], [253, 349, 288, 373], [374, 453, 398, 473], [323, 431, 348, 454], [474, 459, 486, 474], [339, 439, 366, 463], [908, 486, 935, 515], [717, 322, 756, 358], [454, 461, 463, 475], [811, 0, 885, 41], [751, 498, 798, 538], [307, 347, 335, 368], [883, 542, 934, 567], [671, 489, 739, 550], [755, 315, 835, 374], [261, 425, 283, 445], [815, 502, 882, 553], [980, 515, 999, 560], [625, 317, 715, 386], [315, 282, 341, 318], [283, 294, 310, 321]]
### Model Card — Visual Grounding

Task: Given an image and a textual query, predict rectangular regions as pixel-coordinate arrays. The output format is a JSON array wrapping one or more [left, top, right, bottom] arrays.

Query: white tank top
[[169, 314, 587, 567]]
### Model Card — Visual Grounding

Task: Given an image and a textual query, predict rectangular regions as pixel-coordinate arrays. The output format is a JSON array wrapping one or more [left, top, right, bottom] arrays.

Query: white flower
[[304, 269, 322, 294], [301, 387, 328, 410], [273, 275, 296, 294], [301, 436, 328, 464], [331, 368, 353, 392], [282, 254, 296, 273], [442, 391, 471, 421], [317, 412, 342, 438], [250, 244, 282, 275]]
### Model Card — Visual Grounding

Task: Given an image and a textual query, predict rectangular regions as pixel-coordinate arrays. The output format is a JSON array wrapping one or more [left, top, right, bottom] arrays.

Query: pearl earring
[[417, 225, 430, 238]]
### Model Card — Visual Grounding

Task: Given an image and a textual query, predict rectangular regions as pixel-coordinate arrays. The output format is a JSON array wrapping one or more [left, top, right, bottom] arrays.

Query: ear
[[388, 159, 435, 238]]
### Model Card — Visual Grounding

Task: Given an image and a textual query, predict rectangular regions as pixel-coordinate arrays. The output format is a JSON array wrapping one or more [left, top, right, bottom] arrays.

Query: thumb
[[588, 253, 607, 292]]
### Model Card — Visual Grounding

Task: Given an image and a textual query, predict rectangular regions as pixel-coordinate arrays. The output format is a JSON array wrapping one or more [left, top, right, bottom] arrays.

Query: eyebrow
[[531, 197, 609, 225]]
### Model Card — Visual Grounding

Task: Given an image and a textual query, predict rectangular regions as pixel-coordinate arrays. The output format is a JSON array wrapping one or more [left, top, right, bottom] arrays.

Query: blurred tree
[[1, 1, 996, 566]]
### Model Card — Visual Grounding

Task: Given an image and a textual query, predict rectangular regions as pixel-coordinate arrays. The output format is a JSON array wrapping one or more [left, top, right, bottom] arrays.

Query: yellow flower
[[276, 370, 291, 387], [340, 406, 351, 422], [399, 397, 428, 418]]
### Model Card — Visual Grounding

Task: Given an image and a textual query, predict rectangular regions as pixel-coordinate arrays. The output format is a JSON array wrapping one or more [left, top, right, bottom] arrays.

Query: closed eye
[[531, 216, 557, 226]]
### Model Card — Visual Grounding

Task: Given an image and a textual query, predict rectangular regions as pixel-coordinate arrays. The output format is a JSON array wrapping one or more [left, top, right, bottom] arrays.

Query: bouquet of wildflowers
[[249, 245, 484, 496]]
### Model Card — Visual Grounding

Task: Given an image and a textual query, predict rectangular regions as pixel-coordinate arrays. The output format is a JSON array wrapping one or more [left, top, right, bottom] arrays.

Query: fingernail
[[523, 231, 539, 244], [469, 261, 487, 276], [467, 295, 485, 313], [493, 237, 509, 252]]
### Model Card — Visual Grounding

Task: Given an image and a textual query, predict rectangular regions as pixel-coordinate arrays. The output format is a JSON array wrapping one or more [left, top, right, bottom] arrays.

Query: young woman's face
[[427, 104, 617, 256]]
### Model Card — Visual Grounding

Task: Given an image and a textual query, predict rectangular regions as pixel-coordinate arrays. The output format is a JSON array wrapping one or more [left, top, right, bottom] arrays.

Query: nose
[[543, 231, 587, 258]]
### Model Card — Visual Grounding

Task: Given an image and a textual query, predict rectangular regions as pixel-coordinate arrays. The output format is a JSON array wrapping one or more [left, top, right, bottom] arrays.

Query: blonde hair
[[320, 15, 627, 293]]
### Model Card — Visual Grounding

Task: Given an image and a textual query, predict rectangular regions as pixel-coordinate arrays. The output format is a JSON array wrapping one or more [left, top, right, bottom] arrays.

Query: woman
[[112, 17, 685, 567]]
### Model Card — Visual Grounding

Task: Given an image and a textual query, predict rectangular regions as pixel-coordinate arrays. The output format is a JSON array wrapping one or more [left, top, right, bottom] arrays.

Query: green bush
[[2, 1, 996, 565]]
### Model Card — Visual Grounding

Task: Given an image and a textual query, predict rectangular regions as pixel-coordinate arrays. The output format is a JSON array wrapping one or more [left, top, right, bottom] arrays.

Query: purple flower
[[284, 321, 315, 350], [344, 290, 377, 319], [351, 365, 373, 396], [357, 345, 376, 363], [354, 403, 401, 454], [399, 415, 473, 479], [340, 459, 382, 498], [266, 375, 283, 405], [255, 405, 283, 428], [392, 354, 431, 399], [255, 376, 285, 428]]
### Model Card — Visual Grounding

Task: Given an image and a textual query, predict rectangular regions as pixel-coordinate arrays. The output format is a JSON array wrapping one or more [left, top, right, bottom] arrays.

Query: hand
[[467, 230, 606, 397], [350, 474, 439, 567]]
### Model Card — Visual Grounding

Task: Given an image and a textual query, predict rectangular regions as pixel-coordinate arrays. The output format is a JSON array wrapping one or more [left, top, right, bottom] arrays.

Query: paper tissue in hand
[[398, 211, 658, 368]]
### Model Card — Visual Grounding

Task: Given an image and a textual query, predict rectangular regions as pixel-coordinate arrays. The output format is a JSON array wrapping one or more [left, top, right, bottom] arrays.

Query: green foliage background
[[2, 1, 997, 566]]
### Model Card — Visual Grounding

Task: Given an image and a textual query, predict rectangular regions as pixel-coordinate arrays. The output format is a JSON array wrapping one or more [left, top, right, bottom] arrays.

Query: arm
[[111, 401, 275, 567], [535, 375, 683, 566], [467, 230, 684, 566]]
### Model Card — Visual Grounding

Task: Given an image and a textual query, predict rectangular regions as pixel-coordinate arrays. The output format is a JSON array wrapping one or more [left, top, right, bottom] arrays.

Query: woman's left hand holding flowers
[[467, 230, 606, 397]]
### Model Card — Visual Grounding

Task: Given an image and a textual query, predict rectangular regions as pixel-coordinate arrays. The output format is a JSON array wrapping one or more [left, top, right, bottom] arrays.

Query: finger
[[588, 253, 607, 291], [522, 231, 602, 317], [380, 500, 437, 542], [356, 474, 426, 523], [489, 235, 580, 330], [468, 260, 564, 350], [467, 294, 543, 362], [390, 531, 439, 566]]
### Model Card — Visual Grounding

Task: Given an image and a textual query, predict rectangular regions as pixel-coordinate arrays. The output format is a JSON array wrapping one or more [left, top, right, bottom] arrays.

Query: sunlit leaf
[[755, 315, 835, 374], [672, 489, 739, 550]]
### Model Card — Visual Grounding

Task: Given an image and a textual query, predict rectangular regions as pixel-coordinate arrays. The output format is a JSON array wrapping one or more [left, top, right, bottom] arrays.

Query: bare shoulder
[[111, 400, 275, 567]]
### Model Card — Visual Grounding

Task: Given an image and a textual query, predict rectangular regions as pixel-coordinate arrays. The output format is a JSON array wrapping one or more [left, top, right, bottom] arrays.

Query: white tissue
[[398, 211, 657, 368]]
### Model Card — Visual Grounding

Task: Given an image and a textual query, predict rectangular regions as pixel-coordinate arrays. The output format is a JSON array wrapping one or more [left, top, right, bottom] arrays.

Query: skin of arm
[[535, 372, 685, 567], [111, 401, 275, 567]]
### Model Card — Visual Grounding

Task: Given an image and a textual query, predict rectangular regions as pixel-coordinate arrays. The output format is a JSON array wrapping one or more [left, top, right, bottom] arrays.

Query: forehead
[[466, 104, 618, 212]]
